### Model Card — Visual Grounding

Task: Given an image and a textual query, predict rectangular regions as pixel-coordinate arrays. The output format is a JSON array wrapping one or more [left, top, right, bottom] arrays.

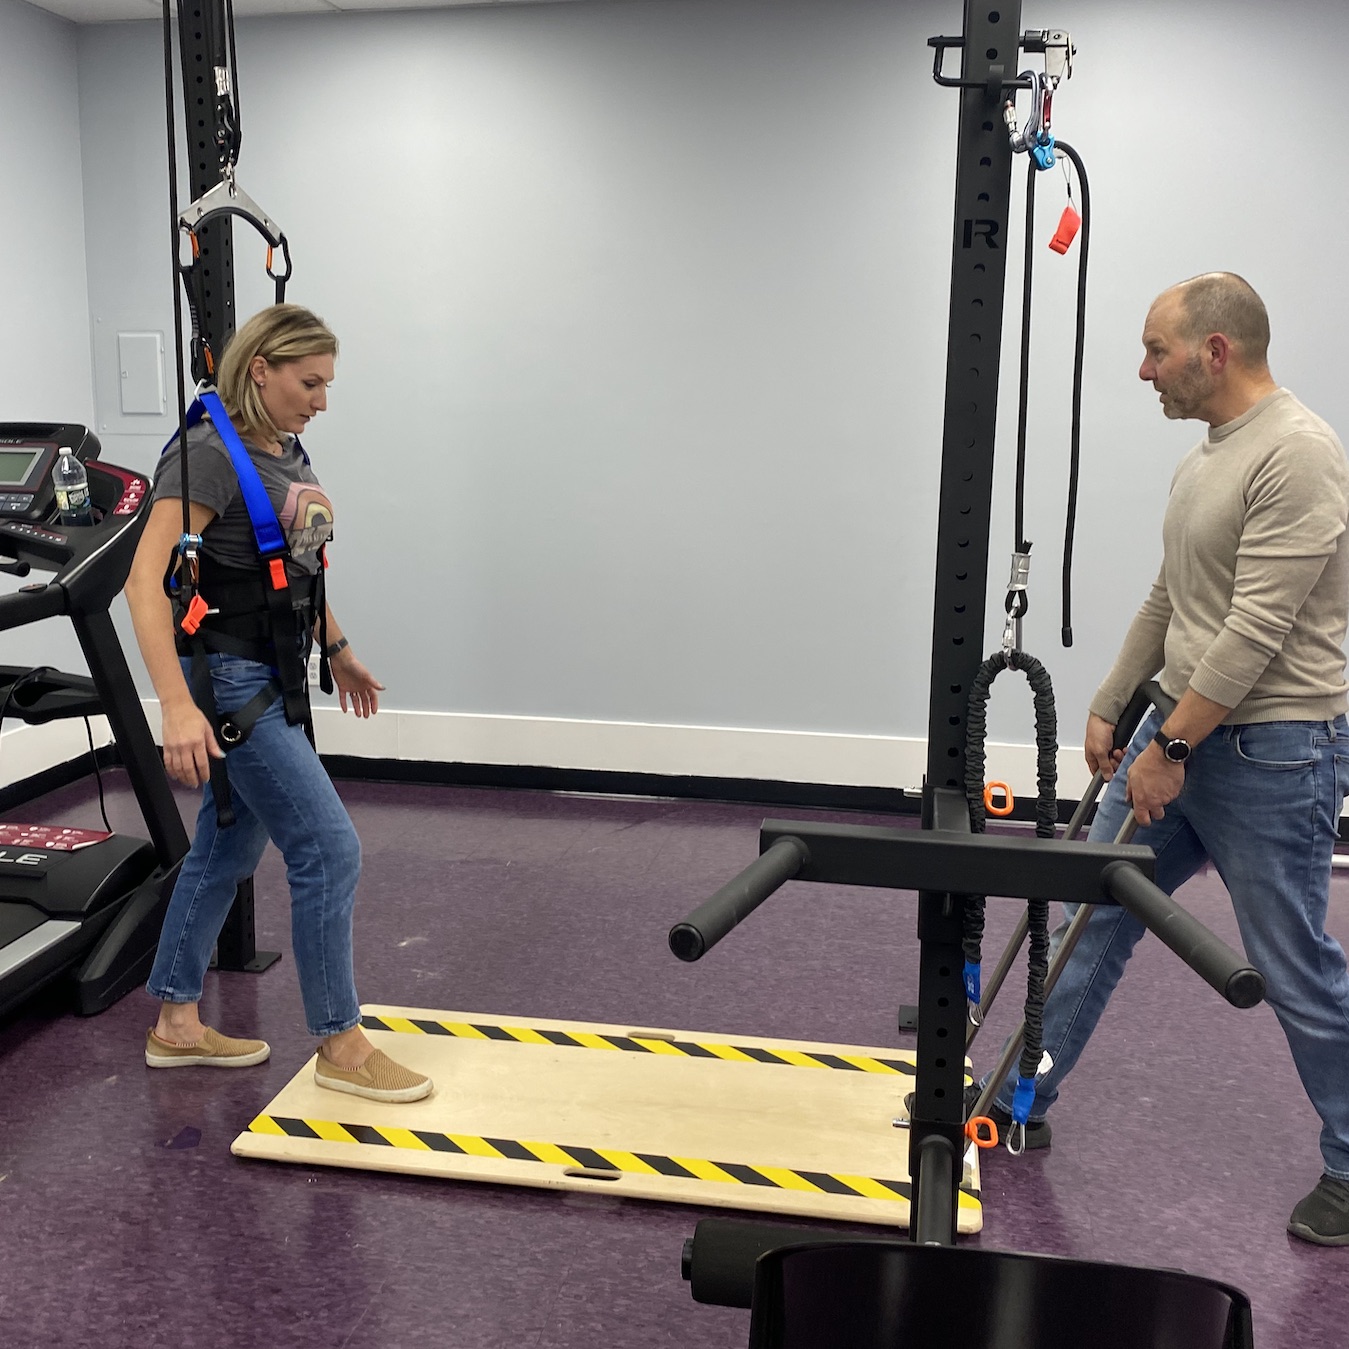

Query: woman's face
[[252, 353, 334, 437]]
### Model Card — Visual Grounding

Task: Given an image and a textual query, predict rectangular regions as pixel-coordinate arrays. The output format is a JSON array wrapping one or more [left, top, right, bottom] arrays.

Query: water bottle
[[53, 452, 93, 526]]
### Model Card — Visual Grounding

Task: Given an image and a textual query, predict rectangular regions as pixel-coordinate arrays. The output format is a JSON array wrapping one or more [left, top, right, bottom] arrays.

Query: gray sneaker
[[1287, 1175, 1349, 1246]]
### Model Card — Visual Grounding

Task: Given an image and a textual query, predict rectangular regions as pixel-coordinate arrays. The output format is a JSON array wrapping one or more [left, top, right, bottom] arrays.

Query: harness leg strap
[[187, 644, 236, 830], [217, 680, 284, 750]]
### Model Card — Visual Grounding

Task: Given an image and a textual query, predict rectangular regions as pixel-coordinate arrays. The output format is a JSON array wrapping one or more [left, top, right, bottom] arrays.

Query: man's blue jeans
[[984, 710, 1349, 1180], [147, 654, 363, 1038]]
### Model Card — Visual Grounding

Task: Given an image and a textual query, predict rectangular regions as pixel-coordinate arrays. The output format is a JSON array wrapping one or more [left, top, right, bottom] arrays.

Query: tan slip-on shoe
[[314, 1048, 433, 1103], [145, 1026, 271, 1069]]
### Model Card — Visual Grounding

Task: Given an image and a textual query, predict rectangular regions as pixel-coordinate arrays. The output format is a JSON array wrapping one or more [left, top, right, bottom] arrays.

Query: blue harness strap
[[166, 390, 308, 556]]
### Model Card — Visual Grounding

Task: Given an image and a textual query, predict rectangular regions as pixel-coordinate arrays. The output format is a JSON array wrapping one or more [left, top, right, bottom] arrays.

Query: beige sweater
[[1091, 389, 1349, 726]]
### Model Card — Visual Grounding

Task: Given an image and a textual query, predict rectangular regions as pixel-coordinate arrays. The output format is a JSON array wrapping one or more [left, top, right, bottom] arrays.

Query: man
[[980, 272, 1349, 1245]]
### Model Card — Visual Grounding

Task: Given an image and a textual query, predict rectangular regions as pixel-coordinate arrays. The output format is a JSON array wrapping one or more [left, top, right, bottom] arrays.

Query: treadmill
[[0, 422, 189, 1018]]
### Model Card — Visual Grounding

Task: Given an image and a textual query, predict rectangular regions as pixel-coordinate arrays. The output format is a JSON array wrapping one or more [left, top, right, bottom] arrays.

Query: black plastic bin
[[747, 1240, 1254, 1349]]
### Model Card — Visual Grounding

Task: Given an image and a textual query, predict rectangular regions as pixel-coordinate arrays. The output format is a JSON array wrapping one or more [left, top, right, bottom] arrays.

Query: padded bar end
[[668, 923, 706, 963], [1224, 967, 1266, 1010]]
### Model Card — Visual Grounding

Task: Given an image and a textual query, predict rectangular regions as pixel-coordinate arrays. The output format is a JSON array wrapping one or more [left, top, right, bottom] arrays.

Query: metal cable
[[162, 1, 192, 539]]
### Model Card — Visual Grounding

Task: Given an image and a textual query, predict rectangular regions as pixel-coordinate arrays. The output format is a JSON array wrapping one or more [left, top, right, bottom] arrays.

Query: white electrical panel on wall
[[117, 331, 166, 415]]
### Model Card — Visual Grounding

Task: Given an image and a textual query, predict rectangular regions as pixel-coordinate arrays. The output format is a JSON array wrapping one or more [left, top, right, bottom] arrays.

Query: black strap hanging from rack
[[1053, 140, 1090, 649], [1011, 145, 1091, 648]]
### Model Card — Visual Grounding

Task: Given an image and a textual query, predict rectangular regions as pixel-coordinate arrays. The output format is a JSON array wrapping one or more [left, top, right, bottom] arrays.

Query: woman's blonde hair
[[216, 304, 339, 446]]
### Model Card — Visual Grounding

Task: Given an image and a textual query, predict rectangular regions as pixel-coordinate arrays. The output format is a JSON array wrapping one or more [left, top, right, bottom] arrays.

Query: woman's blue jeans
[[147, 654, 363, 1038], [984, 710, 1349, 1180]]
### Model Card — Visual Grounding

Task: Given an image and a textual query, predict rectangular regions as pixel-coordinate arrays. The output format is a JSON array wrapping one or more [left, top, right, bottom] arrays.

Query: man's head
[[1139, 273, 1273, 425]]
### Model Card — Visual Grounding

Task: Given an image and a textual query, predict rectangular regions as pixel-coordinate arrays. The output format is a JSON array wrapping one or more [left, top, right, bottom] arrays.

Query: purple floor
[[0, 770, 1345, 1348]]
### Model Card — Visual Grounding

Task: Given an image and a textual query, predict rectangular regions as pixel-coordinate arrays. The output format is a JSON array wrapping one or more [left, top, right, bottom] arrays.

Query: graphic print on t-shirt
[[279, 479, 335, 561]]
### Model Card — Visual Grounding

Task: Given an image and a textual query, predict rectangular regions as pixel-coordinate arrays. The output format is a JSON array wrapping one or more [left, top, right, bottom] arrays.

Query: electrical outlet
[[308, 653, 321, 686]]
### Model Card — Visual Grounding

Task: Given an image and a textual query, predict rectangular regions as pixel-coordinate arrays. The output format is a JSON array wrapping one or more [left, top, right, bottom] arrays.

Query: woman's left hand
[[331, 649, 385, 718]]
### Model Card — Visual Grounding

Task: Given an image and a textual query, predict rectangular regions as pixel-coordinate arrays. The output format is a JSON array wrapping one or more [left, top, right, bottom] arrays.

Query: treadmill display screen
[[0, 447, 44, 486]]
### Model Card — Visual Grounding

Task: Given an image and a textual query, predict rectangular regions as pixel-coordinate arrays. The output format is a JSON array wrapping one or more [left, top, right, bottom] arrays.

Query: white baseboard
[[0, 717, 113, 791], [310, 703, 1098, 800], [9, 700, 1095, 803]]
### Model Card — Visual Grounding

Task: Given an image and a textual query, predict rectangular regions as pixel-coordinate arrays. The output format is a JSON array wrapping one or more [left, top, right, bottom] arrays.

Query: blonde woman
[[125, 304, 430, 1103]]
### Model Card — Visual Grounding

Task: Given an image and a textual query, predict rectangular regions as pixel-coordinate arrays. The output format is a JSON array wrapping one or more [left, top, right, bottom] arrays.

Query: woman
[[125, 304, 431, 1104]]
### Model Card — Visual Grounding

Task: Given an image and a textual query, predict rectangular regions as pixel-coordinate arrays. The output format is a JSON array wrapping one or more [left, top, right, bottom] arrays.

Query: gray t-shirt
[[153, 419, 334, 579]]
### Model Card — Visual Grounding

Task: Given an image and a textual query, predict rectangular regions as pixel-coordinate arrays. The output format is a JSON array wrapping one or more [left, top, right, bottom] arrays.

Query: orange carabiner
[[966, 1115, 999, 1149], [983, 781, 1014, 817]]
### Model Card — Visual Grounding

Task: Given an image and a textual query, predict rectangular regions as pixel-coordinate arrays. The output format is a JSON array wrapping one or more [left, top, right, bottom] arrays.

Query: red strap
[[269, 557, 288, 590]]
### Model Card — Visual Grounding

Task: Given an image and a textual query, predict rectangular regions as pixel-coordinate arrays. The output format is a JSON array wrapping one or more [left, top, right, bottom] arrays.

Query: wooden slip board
[[232, 1005, 983, 1232]]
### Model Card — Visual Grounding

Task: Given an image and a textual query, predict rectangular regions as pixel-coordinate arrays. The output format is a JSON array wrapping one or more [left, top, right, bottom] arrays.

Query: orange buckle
[[180, 594, 210, 636], [983, 781, 1014, 817], [269, 557, 287, 590], [966, 1116, 999, 1150]]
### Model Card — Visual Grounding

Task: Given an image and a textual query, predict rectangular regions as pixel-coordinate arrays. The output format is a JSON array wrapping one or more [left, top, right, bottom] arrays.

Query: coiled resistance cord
[[962, 650, 1058, 1138]]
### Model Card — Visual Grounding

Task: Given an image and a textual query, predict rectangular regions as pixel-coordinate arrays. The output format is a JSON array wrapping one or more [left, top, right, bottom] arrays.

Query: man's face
[[1139, 296, 1213, 421]]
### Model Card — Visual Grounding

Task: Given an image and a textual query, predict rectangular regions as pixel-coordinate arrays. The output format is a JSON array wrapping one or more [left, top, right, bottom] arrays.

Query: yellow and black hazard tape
[[247, 1113, 981, 1210], [359, 1014, 921, 1077]]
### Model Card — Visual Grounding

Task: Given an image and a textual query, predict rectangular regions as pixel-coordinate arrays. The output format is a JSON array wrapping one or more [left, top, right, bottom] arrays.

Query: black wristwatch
[[1153, 727, 1191, 763]]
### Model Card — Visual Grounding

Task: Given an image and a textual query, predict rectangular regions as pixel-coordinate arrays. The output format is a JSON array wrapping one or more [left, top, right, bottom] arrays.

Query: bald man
[[979, 273, 1349, 1246]]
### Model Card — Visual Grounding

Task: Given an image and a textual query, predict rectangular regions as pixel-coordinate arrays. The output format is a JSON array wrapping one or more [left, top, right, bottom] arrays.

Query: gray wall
[[0, 0, 92, 676], [10, 0, 1349, 752]]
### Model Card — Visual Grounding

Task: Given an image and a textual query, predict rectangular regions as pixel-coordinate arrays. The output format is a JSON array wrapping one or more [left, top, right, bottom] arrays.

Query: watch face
[[1164, 739, 1191, 763]]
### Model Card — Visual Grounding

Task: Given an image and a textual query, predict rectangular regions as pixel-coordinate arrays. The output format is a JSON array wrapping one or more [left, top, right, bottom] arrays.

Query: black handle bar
[[669, 836, 810, 962], [1100, 860, 1264, 1008], [1112, 680, 1177, 752]]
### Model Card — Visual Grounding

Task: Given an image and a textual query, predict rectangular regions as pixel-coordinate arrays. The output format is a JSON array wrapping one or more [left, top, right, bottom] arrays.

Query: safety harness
[[162, 389, 332, 828]]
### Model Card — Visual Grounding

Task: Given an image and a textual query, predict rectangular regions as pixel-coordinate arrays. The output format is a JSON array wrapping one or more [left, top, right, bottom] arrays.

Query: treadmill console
[[0, 424, 151, 576], [0, 423, 100, 522]]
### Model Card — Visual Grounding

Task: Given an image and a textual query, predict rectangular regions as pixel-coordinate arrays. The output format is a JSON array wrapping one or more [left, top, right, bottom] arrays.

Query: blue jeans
[[984, 711, 1349, 1179], [147, 654, 363, 1037]]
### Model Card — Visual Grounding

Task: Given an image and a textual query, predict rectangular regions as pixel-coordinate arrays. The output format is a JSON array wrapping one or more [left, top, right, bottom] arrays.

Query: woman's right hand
[[160, 698, 225, 787]]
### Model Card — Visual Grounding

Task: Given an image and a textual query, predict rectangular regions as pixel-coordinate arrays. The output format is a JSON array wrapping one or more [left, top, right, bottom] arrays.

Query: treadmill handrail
[[0, 580, 68, 632]]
